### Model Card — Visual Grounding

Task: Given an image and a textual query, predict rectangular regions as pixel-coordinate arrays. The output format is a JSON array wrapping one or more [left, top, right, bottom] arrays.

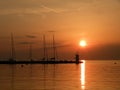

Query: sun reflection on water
[[81, 60, 85, 90]]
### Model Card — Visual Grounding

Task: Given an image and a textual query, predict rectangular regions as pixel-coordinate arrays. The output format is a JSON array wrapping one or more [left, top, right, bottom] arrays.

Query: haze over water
[[0, 60, 120, 90]]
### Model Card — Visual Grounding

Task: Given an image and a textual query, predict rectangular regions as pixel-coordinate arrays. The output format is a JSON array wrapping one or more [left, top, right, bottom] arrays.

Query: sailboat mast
[[52, 34, 58, 61], [43, 35, 46, 61], [11, 33, 16, 61], [43, 35, 48, 61], [29, 43, 33, 61], [43, 35, 45, 61], [53, 34, 55, 61]]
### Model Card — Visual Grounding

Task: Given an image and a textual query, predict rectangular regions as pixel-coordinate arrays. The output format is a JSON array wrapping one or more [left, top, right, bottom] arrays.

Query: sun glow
[[79, 40, 87, 47]]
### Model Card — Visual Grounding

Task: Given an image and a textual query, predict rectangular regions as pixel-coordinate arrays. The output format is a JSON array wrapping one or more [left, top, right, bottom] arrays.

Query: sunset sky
[[0, 0, 120, 60]]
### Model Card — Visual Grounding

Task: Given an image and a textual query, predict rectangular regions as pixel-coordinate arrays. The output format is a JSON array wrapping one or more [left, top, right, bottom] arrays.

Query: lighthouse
[[75, 54, 79, 64]]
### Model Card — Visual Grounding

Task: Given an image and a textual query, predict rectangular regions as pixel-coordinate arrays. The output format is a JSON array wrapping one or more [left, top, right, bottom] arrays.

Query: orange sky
[[0, 0, 120, 60]]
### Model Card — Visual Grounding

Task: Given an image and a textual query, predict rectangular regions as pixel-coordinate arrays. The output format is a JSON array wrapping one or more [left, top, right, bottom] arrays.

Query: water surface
[[0, 60, 120, 90]]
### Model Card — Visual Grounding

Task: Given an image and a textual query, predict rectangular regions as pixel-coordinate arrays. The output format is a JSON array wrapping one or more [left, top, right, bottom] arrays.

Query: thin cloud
[[0, 36, 22, 39], [19, 41, 35, 45], [26, 35, 36, 38], [0, 5, 65, 15], [41, 5, 64, 13], [56, 44, 72, 48]]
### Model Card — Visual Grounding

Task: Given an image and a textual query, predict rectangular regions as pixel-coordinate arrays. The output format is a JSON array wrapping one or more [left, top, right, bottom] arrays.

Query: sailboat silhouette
[[9, 33, 16, 62]]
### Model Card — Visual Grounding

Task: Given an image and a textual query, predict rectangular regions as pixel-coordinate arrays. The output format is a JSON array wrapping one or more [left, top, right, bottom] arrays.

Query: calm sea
[[0, 60, 120, 90]]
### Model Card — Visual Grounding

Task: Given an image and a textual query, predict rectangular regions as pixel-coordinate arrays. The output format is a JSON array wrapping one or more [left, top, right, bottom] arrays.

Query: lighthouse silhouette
[[75, 53, 79, 64]]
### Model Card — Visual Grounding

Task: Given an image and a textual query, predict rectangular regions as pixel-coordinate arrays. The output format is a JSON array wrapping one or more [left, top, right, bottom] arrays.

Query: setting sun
[[79, 40, 87, 47]]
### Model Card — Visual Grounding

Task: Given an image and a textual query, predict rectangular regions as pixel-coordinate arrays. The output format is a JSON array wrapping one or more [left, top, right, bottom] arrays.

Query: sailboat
[[50, 34, 58, 61], [42, 35, 48, 61], [9, 33, 16, 62]]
